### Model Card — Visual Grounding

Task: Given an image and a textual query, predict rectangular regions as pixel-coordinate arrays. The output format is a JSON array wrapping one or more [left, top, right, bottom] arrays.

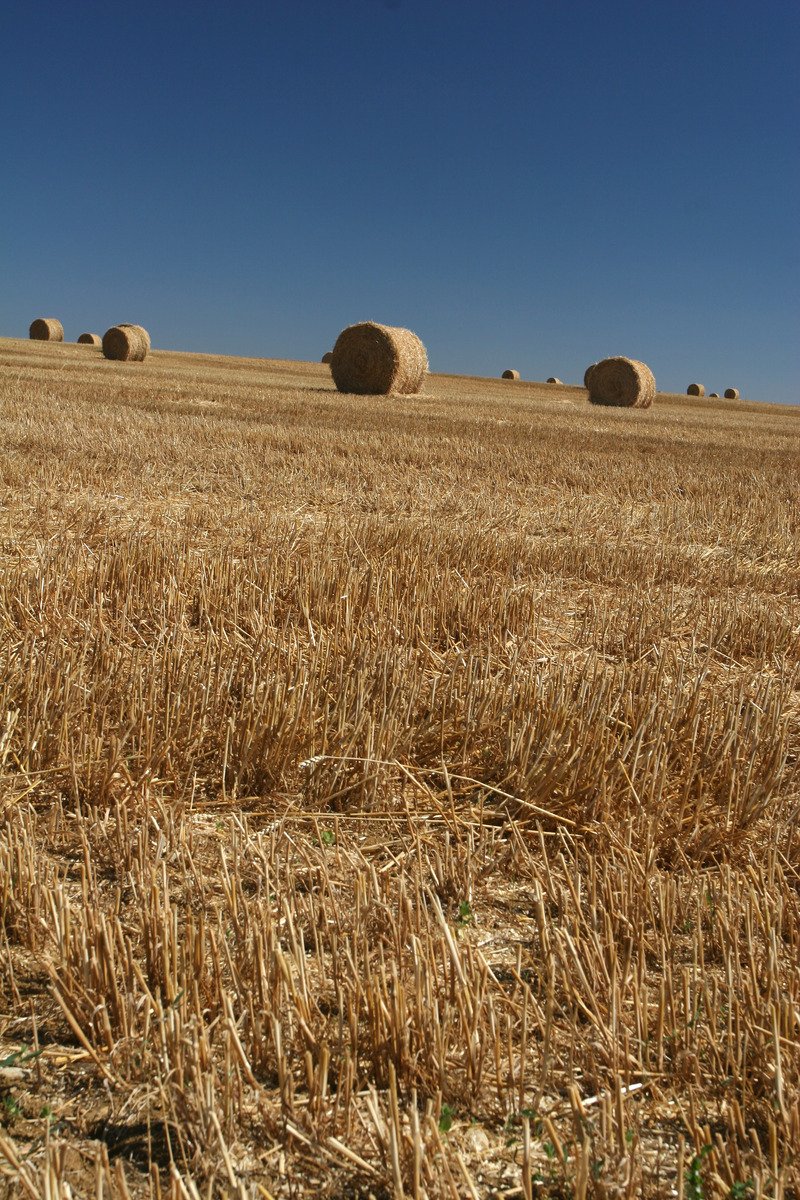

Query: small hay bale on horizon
[[709, 392, 719, 398], [583, 363, 597, 389], [102, 324, 150, 362], [330, 322, 427, 395], [77, 333, 101, 346], [687, 383, 705, 396], [546, 377, 563, 385], [321, 352, 333, 364], [29, 318, 64, 341], [501, 369, 520, 380], [724, 387, 740, 400], [587, 356, 656, 408]]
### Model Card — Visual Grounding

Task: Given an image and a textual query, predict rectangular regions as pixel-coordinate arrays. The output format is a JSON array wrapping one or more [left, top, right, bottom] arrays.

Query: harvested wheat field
[[0, 335, 798, 1199]]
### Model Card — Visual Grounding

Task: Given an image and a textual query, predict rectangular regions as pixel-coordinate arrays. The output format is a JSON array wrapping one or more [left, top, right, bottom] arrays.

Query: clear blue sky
[[2, 0, 798, 402]]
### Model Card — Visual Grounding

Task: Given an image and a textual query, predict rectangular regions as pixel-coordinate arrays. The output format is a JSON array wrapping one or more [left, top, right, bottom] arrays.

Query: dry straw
[[546, 377, 563, 385], [687, 383, 705, 397], [102, 324, 150, 362], [724, 388, 740, 400], [330, 322, 427, 395], [321, 352, 333, 364], [29, 318, 64, 341], [501, 370, 520, 380], [77, 333, 101, 346], [587, 357, 656, 408]]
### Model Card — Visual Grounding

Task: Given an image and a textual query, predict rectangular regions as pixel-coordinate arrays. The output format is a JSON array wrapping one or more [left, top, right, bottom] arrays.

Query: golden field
[[0, 336, 798, 1198]]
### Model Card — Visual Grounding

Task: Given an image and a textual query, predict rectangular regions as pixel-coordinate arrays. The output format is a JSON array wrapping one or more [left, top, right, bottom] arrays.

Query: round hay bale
[[501, 369, 520, 380], [102, 324, 149, 362], [587, 356, 656, 409], [724, 387, 740, 400], [119, 323, 151, 351], [321, 352, 333, 364], [546, 377, 563, 385], [77, 333, 101, 346], [686, 383, 705, 397], [709, 392, 719, 398], [330, 322, 427, 395], [29, 318, 64, 341], [583, 363, 597, 389]]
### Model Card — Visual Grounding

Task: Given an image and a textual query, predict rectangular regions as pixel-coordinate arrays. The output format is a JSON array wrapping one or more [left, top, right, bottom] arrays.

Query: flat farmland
[[0, 337, 798, 1198]]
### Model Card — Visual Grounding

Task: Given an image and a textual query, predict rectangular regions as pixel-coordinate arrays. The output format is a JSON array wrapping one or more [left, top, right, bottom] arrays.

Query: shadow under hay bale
[[501, 369, 520, 380], [330, 322, 427, 395], [587, 356, 655, 409], [77, 333, 101, 346], [29, 318, 64, 341], [687, 383, 705, 397], [102, 325, 150, 362]]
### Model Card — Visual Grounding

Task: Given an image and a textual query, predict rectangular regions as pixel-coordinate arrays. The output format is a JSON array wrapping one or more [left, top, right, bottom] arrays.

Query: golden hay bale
[[29, 317, 64, 341], [583, 363, 597, 389], [709, 392, 719, 398], [546, 377, 563, 385], [321, 352, 333, 364], [501, 369, 520, 380], [102, 324, 149, 362], [687, 383, 705, 397], [330, 322, 427, 395], [724, 387, 740, 400], [119, 323, 151, 351], [77, 333, 101, 346], [587, 356, 656, 409]]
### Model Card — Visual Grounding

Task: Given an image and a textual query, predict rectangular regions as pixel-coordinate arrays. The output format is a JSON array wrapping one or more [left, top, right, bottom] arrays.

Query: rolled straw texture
[[102, 325, 149, 362], [724, 388, 740, 400], [321, 352, 333, 364], [119, 323, 151, 351], [29, 318, 64, 341], [687, 383, 705, 397], [77, 333, 101, 346], [501, 370, 520, 380], [588, 356, 656, 409], [330, 322, 427, 395], [546, 377, 563, 385]]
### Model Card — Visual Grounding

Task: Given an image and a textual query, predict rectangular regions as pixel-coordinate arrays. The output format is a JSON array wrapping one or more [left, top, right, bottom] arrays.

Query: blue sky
[[2, 0, 798, 402]]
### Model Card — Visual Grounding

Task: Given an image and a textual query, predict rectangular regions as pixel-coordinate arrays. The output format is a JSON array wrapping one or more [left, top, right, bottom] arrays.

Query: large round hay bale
[[77, 333, 101, 346], [102, 324, 149, 362], [119, 323, 151, 351], [583, 363, 597, 389], [501, 369, 520, 380], [29, 318, 64, 341], [709, 392, 719, 398], [321, 352, 333, 364], [724, 387, 740, 400], [546, 377, 563, 385], [587, 356, 656, 409], [687, 383, 705, 397], [330, 322, 427, 395]]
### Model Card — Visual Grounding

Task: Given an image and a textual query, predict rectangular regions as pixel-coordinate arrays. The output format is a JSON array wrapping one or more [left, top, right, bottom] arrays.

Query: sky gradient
[[2, 0, 798, 402]]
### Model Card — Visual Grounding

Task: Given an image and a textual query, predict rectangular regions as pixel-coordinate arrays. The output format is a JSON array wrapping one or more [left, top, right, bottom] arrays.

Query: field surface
[[0, 337, 798, 1198]]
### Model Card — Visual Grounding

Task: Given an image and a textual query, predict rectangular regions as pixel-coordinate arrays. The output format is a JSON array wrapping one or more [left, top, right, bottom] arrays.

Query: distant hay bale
[[546, 377, 563, 385], [102, 324, 150, 362], [330, 322, 427, 395], [29, 318, 64, 342], [77, 333, 101, 346], [583, 363, 597, 389], [587, 356, 656, 409], [321, 352, 333, 364], [709, 392, 719, 398], [687, 383, 705, 397], [501, 369, 520, 380], [724, 387, 740, 400]]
